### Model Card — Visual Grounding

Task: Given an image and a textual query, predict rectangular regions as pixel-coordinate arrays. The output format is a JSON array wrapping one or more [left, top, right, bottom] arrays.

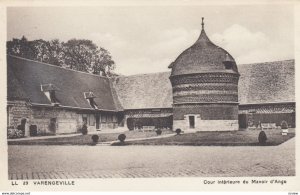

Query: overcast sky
[[7, 4, 294, 75]]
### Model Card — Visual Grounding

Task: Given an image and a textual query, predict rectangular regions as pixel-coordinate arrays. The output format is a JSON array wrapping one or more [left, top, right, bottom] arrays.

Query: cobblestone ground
[[8, 138, 295, 179]]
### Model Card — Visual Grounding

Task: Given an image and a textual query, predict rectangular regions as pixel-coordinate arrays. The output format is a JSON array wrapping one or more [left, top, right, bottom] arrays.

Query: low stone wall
[[173, 119, 239, 131]]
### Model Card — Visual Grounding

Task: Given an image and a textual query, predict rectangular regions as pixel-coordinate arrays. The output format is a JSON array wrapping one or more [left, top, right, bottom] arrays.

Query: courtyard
[[8, 137, 295, 179], [8, 129, 295, 146]]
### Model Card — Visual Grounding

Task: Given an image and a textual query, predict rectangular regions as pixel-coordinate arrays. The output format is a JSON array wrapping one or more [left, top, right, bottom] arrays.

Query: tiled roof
[[7, 55, 294, 111], [238, 60, 295, 104], [170, 29, 238, 76], [7, 55, 119, 111], [114, 60, 294, 109], [112, 72, 173, 109]]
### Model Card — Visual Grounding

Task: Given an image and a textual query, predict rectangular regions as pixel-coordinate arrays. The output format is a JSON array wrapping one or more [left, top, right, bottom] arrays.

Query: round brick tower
[[169, 18, 240, 131]]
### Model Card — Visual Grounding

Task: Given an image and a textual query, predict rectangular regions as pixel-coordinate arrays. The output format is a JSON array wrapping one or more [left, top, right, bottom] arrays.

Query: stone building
[[168, 19, 240, 131], [7, 20, 295, 136], [7, 56, 122, 136]]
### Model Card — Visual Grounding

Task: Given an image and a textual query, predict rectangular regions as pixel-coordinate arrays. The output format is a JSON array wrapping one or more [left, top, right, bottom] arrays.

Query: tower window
[[223, 54, 235, 69]]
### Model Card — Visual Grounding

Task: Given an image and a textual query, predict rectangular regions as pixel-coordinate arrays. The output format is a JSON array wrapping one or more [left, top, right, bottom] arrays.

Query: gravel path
[[8, 138, 295, 179]]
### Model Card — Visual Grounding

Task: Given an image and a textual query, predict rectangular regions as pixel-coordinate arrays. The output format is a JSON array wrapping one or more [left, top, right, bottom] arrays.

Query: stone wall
[[31, 106, 80, 135], [173, 118, 239, 131], [8, 101, 119, 136], [32, 108, 119, 135], [7, 100, 32, 136]]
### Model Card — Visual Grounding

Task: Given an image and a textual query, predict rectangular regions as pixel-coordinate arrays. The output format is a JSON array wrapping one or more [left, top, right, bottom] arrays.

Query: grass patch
[[8, 129, 174, 145], [124, 129, 295, 146]]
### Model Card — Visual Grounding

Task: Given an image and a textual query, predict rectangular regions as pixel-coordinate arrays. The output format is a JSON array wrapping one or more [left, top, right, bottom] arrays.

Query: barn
[[7, 20, 295, 136]]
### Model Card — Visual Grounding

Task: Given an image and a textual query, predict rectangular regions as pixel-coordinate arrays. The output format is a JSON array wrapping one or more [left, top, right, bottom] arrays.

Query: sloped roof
[[112, 72, 173, 109], [7, 55, 294, 111], [238, 60, 295, 104], [7, 63, 29, 100], [7, 55, 119, 111], [170, 28, 238, 76], [114, 60, 294, 109]]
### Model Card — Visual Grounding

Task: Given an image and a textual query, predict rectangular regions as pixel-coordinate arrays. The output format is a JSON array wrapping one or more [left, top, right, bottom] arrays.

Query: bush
[[81, 124, 88, 135], [281, 121, 288, 129], [118, 134, 126, 142], [156, 129, 162, 135], [91, 135, 99, 143], [7, 127, 24, 139], [258, 130, 267, 145], [175, 128, 181, 135]]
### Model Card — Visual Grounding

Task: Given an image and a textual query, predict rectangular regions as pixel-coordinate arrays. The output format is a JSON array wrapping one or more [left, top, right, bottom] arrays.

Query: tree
[[90, 47, 115, 76], [7, 37, 116, 77], [7, 36, 36, 60]]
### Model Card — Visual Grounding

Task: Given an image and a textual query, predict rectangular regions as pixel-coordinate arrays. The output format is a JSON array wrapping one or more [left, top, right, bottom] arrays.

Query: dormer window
[[84, 91, 98, 109], [41, 83, 59, 105], [223, 54, 235, 69]]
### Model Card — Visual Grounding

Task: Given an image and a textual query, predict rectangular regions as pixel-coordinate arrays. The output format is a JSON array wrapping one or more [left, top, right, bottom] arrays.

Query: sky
[[7, 4, 294, 75]]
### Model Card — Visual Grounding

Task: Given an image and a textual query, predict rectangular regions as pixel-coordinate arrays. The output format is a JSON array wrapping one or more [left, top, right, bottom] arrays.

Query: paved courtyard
[[8, 138, 295, 179]]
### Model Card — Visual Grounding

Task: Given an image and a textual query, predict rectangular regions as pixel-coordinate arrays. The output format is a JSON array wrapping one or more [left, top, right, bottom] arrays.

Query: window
[[41, 84, 59, 104], [101, 114, 107, 122], [82, 117, 88, 125], [89, 114, 95, 126], [84, 92, 98, 109], [88, 98, 98, 109], [112, 115, 117, 123], [107, 114, 112, 122], [49, 91, 57, 103], [223, 54, 234, 69]]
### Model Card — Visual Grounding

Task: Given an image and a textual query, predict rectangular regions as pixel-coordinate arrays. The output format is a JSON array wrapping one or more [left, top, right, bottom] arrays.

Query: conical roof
[[170, 18, 239, 76]]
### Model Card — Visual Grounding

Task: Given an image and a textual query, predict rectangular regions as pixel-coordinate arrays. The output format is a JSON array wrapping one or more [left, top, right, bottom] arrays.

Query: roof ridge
[[109, 78, 124, 111], [238, 59, 294, 66], [115, 71, 171, 78], [7, 55, 110, 80]]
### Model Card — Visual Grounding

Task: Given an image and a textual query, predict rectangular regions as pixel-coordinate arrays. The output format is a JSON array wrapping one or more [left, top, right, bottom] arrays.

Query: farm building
[[7, 20, 295, 136]]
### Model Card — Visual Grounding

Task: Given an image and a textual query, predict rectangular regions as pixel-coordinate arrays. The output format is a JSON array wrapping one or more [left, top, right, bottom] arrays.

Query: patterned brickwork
[[170, 70, 239, 125], [173, 94, 238, 104], [173, 83, 238, 92], [170, 73, 239, 86]]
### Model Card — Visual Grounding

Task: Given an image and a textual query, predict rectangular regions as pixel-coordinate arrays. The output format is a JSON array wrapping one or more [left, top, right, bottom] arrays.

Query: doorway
[[49, 118, 57, 134], [95, 114, 100, 130], [189, 115, 195, 129]]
